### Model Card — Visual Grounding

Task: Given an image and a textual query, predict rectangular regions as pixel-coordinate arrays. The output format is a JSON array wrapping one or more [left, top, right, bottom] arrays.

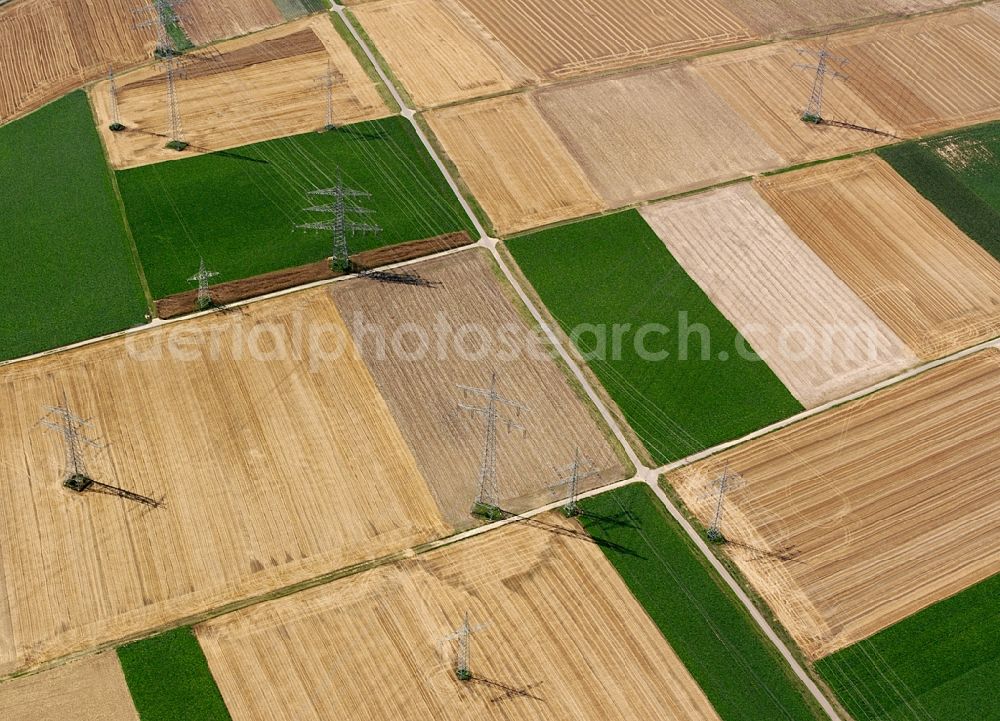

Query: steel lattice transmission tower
[[549, 448, 599, 517], [189, 258, 219, 310], [317, 61, 342, 132], [457, 372, 527, 520], [442, 611, 487, 681], [297, 169, 381, 271], [794, 46, 848, 123], [163, 54, 188, 149], [108, 66, 125, 132], [701, 463, 745, 543], [134, 0, 188, 59], [40, 398, 102, 492]]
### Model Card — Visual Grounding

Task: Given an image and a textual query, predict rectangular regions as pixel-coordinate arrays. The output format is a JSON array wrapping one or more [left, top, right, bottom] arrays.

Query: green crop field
[[817, 573, 1000, 721], [879, 123, 1000, 262], [0, 91, 148, 363], [116, 116, 474, 298], [579, 484, 825, 721], [506, 211, 802, 465], [118, 627, 232, 721]]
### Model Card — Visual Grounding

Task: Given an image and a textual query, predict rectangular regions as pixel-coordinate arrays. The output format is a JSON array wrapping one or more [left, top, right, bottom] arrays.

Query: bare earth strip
[[667, 350, 1000, 659], [352, 0, 537, 108], [0, 651, 138, 721], [693, 40, 897, 165], [535, 66, 783, 208], [329, 250, 626, 528], [826, 9, 1000, 136], [641, 184, 917, 407], [92, 16, 391, 169], [198, 514, 721, 721], [457, 0, 751, 80], [0, 288, 447, 674], [425, 94, 604, 235], [756, 156, 1000, 360]]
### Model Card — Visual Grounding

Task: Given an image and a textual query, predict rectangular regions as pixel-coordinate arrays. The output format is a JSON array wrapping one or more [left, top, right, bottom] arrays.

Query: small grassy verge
[[117, 116, 475, 298], [817, 572, 1000, 721], [117, 627, 231, 721], [0, 91, 148, 362], [506, 210, 802, 465], [579, 484, 826, 721]]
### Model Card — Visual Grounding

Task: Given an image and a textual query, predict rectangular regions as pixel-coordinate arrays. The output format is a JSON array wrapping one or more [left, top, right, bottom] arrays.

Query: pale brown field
[[198, 513, 720, 721], [756, 156, 1000, 360], [0, 0, 288, 124], [667, 350, 1000, 658], [0, 652, 138, 721], [425, 94, 604, 234], [825, 9, 1000, 136], [0, 288, 447, 675], [641, 184, 917, 407], [457, 0, 751, 80], [351, 0, 537, 108], [535, 66, 783, 208], [693, 40, 897, 165], [330, 250, 626, 528], [724, 0, 963, 37], [92, 15, 391, 169], [981, 0, 1000, 24]]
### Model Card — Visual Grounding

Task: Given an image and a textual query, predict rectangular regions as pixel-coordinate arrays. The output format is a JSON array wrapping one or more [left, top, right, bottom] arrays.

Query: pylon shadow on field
[[334, 125, 390, 142], [725, 537, 803, 564], [469, 674, 544, 704], [494, 508, 645, 560]]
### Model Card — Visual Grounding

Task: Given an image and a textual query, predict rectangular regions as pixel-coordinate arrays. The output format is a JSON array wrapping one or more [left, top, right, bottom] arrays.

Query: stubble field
[[0, 288, 448, 674], [330, 250, 626, 527], [198, 513, 721, 721], [667, 350, 1000, 659], [92, 15, 392, 169], [640, 184, 917, 408], [756, 155, 1000, 360]]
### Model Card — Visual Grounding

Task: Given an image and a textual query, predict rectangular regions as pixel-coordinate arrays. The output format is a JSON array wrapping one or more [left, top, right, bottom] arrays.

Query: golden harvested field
[[0, 288, 448, 674], [756, 156, 1000, 361], [330, 250, 625, 527], [535, 66, 783, 208], [0, 651, 138, 721], [92, 16, 391, 169], [425, 94, 604, 235], [826, 9, 1000, 135], [182, 0, 283, 47], [693, 40, 896, 165], [198, 513, 721, 721], [351, 0, 537, 108], [724, 0, 962, 37], [640, 184, 917, 408], [667, 350, 1000, 658], [457, 0, 751, 80]]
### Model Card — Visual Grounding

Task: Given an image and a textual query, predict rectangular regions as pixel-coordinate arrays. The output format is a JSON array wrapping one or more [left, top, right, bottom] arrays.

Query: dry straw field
[[641, 184, 917, 408], [0, 0, 284, 124], [330, 250, 626, 527], [668, 350, 1000, 658], [757, 155, 1000, 360], [0, 651, 138, 721], [425, 94, 604, 234], [92, 16, 391, 169], [0, 288, 448, 674], [198, 513, 720, 721]]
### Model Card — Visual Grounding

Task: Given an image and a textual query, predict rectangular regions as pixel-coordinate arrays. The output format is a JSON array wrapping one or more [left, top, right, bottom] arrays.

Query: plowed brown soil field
[[0, 652, 138, 721], [425, 94, 604, 234], [351, 0, 537, 108], [535, 66, 783, 208], [641, 184, 917, 407], [0, 288, 446, 675], [667, 350, 1000, 659], [92, 16, 391, 169], [756, 156, 1000, 360], [198, 514, 720, 721], [330, 250, 626, 527]]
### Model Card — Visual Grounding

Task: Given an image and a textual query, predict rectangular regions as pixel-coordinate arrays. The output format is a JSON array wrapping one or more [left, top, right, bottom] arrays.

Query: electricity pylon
[[457, 373, 527, 520], [317, 61, 342, 131], [794, 46, 848, 123], [700, 463, 745, 542], [134, 0, 188, 58], [40, 398, 102, 491], [297, 169, 380, 271], [442, 611, 487, 681], [549, 448, 599, 517], [188, 258, 219, 310], [108, 66, 125, 132]]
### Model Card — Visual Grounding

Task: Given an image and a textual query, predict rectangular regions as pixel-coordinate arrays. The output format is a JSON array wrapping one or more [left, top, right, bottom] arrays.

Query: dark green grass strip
[[118, 627, 232, 721], [879, 139, 1000, 262], [506, 210, 802, 465], [579, 484, 825, 721], [117, 116, 474, 298], [0, 91, 148, 362], [817, 573, 1000, 721], [273, 0, 329, 20]]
